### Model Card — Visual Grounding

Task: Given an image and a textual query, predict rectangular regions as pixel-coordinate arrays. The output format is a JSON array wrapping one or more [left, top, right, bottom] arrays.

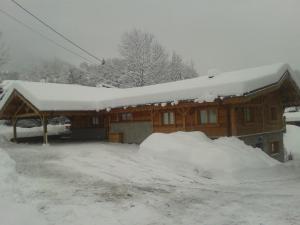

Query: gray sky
[[1, 0, 300, 74]]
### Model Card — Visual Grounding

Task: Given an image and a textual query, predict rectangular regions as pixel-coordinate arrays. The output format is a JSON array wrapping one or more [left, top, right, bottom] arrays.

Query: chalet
[[0, 63, 300, 162]]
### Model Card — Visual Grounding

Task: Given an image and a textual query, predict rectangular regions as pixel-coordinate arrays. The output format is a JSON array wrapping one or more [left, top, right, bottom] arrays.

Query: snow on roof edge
[[0, 63, 299, 113]]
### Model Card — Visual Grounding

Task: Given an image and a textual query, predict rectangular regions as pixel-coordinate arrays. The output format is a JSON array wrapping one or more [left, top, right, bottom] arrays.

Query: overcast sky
[[0, 0, 300, 74]]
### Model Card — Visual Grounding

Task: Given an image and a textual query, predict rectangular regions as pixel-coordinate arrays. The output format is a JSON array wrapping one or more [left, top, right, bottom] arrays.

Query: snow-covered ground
[[0, 125, 300, 225]]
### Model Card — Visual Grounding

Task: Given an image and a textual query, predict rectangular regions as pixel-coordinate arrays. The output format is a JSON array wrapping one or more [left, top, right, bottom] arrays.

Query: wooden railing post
[[12, 118, 17, 142], [42, 115, 48, 144]]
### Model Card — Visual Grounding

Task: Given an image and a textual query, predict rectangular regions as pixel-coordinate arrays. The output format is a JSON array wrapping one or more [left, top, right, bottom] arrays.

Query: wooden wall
[[152, 106, 229, 137], [233, 90, 284, 136], [69, 89, 285, 141], [71, 115, 104, 129]]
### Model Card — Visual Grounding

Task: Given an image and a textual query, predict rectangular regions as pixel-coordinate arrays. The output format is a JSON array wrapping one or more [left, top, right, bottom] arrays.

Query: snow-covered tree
[[0, 32, 9, 69], [167, 52, 184, 81], [119, 29, 169, 87], [83, 58, 126, 87], [0, 71, 19, 82], [22, 58, 80, 83]]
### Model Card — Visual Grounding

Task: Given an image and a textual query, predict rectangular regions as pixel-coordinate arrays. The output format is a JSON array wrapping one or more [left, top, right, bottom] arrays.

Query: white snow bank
[[140, 132, 279, 179], [284, 125, 300, 160], [0, 148, 17, 188], [0, 148, 47, 225], [0, 124, 67, 141], [0, 200, 47, 225]]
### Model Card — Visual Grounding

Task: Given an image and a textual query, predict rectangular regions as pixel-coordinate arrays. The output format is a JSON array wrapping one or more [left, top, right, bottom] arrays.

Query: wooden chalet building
[[0, 63, 300, 162]]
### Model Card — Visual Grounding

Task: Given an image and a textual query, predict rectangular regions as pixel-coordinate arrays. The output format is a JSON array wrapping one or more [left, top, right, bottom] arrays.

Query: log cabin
[[0, 63, 300, 162]]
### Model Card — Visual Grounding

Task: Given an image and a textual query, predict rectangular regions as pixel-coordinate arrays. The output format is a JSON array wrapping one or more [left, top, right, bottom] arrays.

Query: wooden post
[[261, 97, 265, 132], [12, 118, 17, 142], [182, 110, 187, 131], [230, 106, 238, 136], [42, 115, 48, 144]]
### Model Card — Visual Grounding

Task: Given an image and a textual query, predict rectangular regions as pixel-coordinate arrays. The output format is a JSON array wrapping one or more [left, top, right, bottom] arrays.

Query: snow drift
[[140, 132, 279, 179], [0, 148, 47, 225], [284, 125, 300, 160]]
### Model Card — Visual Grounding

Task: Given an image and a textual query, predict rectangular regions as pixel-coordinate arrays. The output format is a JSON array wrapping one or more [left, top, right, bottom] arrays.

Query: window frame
[[162, 111, 175, 125], [243, 107, 255, 123], [269, 141, 280, 155], [120, 112, 133, 121], [91, 116, 99, 127], [198, 108, 218, 125]]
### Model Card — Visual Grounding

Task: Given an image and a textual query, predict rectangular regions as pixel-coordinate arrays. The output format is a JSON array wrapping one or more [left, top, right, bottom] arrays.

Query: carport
[[0, 82, 112, 144]]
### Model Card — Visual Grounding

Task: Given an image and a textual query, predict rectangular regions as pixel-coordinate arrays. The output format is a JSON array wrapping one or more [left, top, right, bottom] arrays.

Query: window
[[270, 107, 278, 121], [200, 110, 208, 124], [92, 117, 99, 127], [162, 112, 175, 125], [121, 112, 133, 121], [270, 141, 280, 154], [209, 109, 217, 123], [244, 107, 254, 122], [199, 109, 218, 125]]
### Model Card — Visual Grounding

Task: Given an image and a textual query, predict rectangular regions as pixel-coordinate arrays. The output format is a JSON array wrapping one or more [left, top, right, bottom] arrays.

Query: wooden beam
[[42, 115, 48, 145], [13, 102, 25, 117], [12, 118, 17, 142], [230, 106, 238, 136]]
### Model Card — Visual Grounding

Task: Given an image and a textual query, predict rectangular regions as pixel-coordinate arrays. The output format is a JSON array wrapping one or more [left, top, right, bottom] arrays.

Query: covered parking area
[[0, 88, 108, 144]]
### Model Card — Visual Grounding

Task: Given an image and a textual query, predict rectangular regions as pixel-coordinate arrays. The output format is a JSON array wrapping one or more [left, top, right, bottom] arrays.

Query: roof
[[0, 63, 299, 112], [285, 112, 300, 122]]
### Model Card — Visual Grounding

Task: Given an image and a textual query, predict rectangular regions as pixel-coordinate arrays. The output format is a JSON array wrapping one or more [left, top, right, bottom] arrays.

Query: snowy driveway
[[2, 141, 300, 225]]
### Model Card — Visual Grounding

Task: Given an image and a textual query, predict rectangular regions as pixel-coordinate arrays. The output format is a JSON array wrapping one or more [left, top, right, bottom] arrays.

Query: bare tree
[[0, 32, 9, 69], [119, 29, 168, 87]]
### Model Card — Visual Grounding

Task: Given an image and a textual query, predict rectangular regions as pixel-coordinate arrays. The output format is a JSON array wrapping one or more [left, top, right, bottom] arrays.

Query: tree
[[119, 29, 169, 87], [22, 58, 75, 83], [0, 32, 9, 69], [67, 67, 88, 85], [168, 52, 184, 81]]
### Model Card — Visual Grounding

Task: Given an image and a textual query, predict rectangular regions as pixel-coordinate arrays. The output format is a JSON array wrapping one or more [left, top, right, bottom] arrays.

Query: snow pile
[[0, 200, 47, 225], [0, 124, 67, 141], [284, 125, 300, 160], [0, 148, 47, 225], [140, 132, 279, 179], [0, 148, 17, 189]]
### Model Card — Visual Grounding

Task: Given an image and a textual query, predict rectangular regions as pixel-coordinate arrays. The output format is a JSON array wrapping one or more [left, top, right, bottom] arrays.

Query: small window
[[199, 109, 217, 125], [92, 117, 99, 127], [244, 107, 254, 122], [270, 107, 278, 121], [162, 112, 175, 125], [200, 110, 208, 124], [270, 141, 280, 154], [121, 112, 133, 121], [209, 109, 217, 123]]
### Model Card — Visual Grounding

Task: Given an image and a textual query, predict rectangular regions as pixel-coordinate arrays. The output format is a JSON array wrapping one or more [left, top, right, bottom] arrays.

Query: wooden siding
[[71, 115, 104, 129], [151, 106, 229, 137], [233, 90, 285, 136]]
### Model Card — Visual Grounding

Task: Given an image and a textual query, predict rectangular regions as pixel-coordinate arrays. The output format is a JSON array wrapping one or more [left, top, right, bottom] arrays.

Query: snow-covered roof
[[284, 112, 300, 122], [0, 63, 299, 112]]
